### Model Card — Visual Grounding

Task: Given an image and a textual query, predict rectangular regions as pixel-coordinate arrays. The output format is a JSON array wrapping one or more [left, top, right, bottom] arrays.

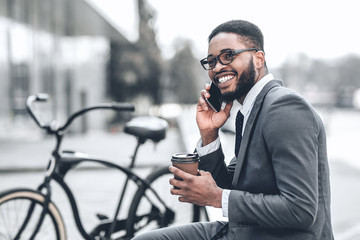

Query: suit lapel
[[232, 80, 282, 186]]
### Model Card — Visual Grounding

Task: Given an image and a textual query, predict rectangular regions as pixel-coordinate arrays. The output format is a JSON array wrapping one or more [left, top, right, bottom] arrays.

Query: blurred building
[[0, 0, 130, 138]]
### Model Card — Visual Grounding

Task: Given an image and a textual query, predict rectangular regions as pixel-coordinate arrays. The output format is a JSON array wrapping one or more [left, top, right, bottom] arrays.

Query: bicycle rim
[[126, 166, 200, 237], [0, 189, 66, 240]]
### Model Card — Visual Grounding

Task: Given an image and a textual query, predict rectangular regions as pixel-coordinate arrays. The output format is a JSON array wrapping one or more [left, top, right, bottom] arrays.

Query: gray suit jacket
[[199, 80, 333, 239]]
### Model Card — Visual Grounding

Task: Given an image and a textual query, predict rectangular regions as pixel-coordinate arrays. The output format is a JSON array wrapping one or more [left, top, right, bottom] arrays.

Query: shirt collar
[[240, 73, 274, 117]]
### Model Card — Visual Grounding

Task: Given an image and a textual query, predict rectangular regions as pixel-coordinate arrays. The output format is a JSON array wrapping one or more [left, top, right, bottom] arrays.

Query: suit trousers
[[131, 221, 229, 240]]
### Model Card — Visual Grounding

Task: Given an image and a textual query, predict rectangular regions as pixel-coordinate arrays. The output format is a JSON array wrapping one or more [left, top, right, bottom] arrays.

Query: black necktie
[[235, 110, 244, 157]]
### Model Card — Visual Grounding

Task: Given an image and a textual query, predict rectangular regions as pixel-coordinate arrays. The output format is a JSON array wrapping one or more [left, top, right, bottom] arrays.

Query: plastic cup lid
[[171, 153, 199, 163]]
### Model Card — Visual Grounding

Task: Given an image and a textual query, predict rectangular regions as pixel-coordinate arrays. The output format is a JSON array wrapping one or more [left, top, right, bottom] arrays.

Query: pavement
[[1, 106, 360, 239]]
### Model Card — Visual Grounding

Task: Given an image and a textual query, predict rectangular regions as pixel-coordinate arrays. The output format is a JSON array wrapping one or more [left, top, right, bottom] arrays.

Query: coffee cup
[[171, 153, 199, 186]]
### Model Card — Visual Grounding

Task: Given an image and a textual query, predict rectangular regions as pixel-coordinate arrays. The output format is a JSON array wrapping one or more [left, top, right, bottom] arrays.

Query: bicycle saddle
[[124, 116, 168, 143]]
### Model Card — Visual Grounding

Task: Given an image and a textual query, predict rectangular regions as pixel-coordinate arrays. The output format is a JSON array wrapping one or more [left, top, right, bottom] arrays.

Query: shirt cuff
[[222, 189, 231, 218], [195, 137, 221, 157]]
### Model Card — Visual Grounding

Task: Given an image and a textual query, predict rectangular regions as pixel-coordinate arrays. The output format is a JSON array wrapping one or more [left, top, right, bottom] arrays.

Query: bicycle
[[0, 93, 206, 240]]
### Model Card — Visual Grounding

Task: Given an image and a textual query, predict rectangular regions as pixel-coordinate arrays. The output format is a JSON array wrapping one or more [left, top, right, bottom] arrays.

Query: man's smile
[[214, 72, 237, 90], [218, 74, 235, 84]]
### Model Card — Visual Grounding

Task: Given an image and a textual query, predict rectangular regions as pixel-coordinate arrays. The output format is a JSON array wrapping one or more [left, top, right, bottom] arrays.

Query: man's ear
[[254, 51, 265, 69]]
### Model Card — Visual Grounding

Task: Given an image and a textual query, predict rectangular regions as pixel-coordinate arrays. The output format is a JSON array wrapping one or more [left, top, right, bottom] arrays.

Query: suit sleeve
[[198, 145, 234, 189], [228, 93, 321, 230]]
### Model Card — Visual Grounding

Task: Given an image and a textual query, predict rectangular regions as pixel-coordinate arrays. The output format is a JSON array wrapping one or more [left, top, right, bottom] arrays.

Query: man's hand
[[197, 83, 233, 145], [169, 166, 223, 208]]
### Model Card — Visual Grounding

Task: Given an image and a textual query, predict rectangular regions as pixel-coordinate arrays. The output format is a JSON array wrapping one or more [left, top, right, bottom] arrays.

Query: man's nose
[[212, 60, 225, 72]]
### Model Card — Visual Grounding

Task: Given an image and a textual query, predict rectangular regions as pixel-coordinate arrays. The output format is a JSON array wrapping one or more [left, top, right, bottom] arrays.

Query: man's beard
[[221, 59, 256, 103]]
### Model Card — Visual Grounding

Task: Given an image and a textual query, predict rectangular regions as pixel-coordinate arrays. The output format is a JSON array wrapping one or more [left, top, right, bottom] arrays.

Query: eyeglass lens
[[204, 51, 233, 70]]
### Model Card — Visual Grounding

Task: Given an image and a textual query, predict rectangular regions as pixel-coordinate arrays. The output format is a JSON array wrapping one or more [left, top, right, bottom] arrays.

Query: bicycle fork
[[15, 156, 56, 240], [14, 180, 52, 240]]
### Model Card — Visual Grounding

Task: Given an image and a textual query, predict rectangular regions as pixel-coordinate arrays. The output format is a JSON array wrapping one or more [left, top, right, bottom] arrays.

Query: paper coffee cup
[[171, 153, 199, 183]]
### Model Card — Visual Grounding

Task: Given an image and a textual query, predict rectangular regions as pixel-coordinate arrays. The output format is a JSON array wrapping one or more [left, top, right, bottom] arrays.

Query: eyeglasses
[[200, 48, 258, 70]]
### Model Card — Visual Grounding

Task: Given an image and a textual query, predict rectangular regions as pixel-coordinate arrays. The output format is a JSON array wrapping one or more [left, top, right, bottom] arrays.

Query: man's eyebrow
[[220, 48, 233, 53]]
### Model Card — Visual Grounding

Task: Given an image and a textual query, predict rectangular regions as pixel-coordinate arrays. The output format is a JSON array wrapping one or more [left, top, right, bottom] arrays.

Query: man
[[133, 19, 333, 239]]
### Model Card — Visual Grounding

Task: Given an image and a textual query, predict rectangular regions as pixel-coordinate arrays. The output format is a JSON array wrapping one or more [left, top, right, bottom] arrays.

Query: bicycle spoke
[[0, 190, 65, 240]]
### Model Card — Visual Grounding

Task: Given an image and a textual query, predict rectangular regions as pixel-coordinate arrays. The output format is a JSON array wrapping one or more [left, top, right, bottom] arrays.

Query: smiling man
[[132, 19, 333, 240]]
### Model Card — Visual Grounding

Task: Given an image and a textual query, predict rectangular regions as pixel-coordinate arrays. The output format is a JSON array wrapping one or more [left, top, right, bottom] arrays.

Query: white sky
[[88, 0, 359, 69]]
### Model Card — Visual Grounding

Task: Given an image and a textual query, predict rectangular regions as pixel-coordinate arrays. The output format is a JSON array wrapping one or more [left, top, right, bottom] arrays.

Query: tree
[[136, 0, 162, 104], [166, 39, 204, 104], [333, 55, 360, 107], [107, 0, 163, 106]]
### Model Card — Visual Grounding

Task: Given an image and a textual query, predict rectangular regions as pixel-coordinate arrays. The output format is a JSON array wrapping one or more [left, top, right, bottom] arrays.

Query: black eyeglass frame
[[200, 48, 259, 70]]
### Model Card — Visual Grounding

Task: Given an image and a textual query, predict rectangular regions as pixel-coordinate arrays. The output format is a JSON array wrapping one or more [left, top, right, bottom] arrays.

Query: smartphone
[[205, 82, 223, 112]]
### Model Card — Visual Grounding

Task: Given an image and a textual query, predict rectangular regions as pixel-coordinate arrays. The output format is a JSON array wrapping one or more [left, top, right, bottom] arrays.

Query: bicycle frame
[[23, 94, 172, 239], [37, 149, 168, 239]]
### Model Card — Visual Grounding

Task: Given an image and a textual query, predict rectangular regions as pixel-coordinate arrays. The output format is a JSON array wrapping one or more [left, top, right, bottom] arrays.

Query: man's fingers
[[169, 177, 184, 190], [198, 170, 212, 178], [198, 84, 212, 111], [204, 82, 211, 90], [169, 166, 193, 180], [201, 89, 208, 98], [198, 170, 206, 175], [178, 196, 188, 203]]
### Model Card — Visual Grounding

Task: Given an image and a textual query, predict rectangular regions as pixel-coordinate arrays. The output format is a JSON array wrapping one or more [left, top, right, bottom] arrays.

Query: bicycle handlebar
[[25, 93, 50, 129], [59, 102, 135, 132], [26, 93, 135, 133]]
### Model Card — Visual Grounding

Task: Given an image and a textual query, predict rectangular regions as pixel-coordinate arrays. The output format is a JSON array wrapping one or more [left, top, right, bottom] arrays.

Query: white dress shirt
[[196, 73, 274, 217]]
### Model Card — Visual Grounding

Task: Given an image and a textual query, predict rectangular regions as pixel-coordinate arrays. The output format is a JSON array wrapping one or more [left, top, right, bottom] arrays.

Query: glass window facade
[[0, 0, 126, 138]]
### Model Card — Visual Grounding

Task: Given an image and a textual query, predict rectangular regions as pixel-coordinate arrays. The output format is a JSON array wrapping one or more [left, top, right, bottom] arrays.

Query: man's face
[[207, 32, 256, 103]]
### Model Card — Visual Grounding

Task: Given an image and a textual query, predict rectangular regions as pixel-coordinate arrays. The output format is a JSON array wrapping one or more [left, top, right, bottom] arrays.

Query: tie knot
[[236, 110, 244, 123]]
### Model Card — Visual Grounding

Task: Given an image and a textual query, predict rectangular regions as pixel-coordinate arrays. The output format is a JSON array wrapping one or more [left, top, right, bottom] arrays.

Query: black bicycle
[[0, 94, 205, 240]]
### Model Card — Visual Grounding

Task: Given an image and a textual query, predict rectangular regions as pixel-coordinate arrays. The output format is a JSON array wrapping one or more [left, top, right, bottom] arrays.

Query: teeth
[[218, 75, 234, 83]]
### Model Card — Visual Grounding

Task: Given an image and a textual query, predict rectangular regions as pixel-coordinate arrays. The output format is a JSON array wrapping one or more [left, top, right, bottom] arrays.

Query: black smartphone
[[205, 82, 223, 112]]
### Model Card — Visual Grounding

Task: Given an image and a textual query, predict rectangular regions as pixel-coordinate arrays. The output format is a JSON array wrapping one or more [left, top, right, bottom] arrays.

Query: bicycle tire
[[0, 188, 66, 240], [126, 166, 201, 237]]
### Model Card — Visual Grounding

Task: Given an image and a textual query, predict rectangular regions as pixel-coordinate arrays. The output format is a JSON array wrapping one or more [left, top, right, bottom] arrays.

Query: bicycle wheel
[[126, 166, 201, 237], [0, 188, 66, 240]]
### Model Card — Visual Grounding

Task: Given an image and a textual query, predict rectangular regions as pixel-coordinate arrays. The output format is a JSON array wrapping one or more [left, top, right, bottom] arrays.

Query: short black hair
[[208, 20, 265, 53]]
